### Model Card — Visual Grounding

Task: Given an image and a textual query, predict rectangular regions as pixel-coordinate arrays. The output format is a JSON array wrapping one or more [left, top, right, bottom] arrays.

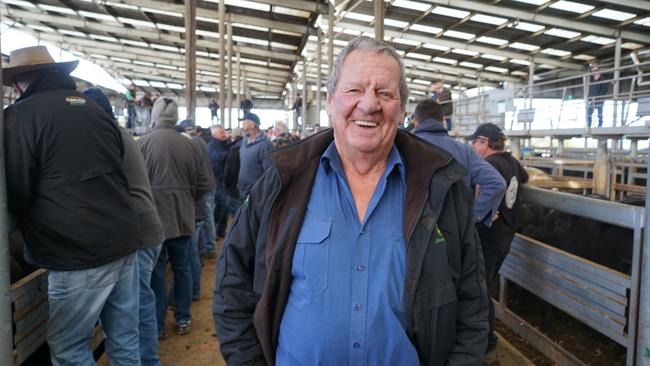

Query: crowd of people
[[3, 37, 530, 366]]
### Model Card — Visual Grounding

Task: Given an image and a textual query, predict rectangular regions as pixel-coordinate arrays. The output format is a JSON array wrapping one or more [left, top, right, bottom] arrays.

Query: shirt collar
[[320, 141, 405, 185]]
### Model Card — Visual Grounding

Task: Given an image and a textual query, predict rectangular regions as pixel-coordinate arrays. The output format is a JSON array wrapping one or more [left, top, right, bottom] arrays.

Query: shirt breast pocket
[[294, 218, 331, 296]]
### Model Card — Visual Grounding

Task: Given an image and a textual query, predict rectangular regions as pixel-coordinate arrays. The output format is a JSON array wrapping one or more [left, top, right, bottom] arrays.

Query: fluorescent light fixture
[[460, 61, 482, 69], [406, 52, 431, 60], [423, 43, 449, 51], [117, 17, 156, 28], [392, 0, 431, 12], [78, 11, 118, 22], [452, 49, 479, 56], [412, 79, 431, 85], [544, 28, 581, 39], [333, 39, 348, 46], [481, 54, 507, 61], [443, 30, 475, 40], [90, 34, 118, 42], [90, 54, 109, 60], [512, 0, 549, 4], [514, 22, 545, 32], [549, 1, 594, 14], [476, 36, 508, 46], [150, 44, 179, 52], [470, 14, 507, 25], [121, 39, 149, 47], [167, 83, 184, 90], [342, 28, 361, 36], [433, 56, 457, 65], [592, 9, 636, 21], [621, 42, 643, 50], [149, 81, 167, 88], [409, 24, 442, 34], [538, 64, 557, 69], [3, 0, 36, 7], [634, 17, 650, 26], [384, 19, 409, 28], [157, 24, 185, 33], [196, 30, 220, 38], [132, 79, 150, 87], [105, 2, 138, 10], [485, 66, 509, 73], [431, 6, 470, 19], [271, 42, 298, 50], [509, 42, 539, 51], [196, 51, 210, 57], [157, 64, 178, 70], [58, 29, 87, 38], [345, 12, 374, 22], [232, 35, 269, 46], [112, 57, 132, 63], [273, 6, 310, 18], [27, 24, 55, 32], [541, 48, 571, 57], [393, 38, 421, 46], [200, 86, 218, 92], [232, 23, 269, 32], [511, 70, 528, 76], [224, 0, 270, 11], [141, 7, 182, 17], [581, 35, 615, 45]]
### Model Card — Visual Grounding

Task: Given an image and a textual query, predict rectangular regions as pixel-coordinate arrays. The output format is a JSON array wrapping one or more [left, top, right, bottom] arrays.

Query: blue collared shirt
[[276, 142, 419, 366]]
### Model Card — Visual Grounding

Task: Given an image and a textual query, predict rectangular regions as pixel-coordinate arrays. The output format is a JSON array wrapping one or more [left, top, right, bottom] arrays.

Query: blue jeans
[[138, 245, 162, 366], [214, 186, 229, 237], [588, 101, 604, 127], [190, 221, 204, 299], [200, 191, 216, 254], [151, 236, 192, 330], [47, 253, 140, 366], [226, 192, 242, 217]]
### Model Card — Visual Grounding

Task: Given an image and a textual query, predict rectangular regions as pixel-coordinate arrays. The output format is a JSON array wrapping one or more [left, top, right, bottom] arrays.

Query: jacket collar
[[16, 71, 76, 103], [414, 118, 447, 136]]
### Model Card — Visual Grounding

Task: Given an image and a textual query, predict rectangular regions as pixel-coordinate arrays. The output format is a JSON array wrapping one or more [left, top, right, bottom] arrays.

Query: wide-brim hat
[[2, 46, 79, 86]]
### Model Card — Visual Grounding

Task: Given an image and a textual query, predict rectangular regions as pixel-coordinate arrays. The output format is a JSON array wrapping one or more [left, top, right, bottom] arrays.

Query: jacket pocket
[[294, 218, 331, 296]]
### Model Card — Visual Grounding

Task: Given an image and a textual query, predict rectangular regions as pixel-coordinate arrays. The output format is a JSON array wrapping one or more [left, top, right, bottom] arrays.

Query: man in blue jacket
[[414, 99, 506, 226]]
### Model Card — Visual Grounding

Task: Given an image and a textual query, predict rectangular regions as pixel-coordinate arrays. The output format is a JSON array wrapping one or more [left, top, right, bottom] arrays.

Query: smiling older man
[[213, 36, 488, 366]]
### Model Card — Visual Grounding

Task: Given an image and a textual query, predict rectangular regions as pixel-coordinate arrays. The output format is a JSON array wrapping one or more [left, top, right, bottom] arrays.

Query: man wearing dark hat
[[237, 112, 273, 197], [3, 46, 142, 365], [468, 123, 529, 364]]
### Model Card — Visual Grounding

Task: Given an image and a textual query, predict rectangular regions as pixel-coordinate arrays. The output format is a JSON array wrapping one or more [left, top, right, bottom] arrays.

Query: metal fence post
[[636, 156, 650, 365]]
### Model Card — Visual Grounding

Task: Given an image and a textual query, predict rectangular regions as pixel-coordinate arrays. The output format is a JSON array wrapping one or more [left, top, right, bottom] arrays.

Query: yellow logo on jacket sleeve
[[66, 96, 86, 106]]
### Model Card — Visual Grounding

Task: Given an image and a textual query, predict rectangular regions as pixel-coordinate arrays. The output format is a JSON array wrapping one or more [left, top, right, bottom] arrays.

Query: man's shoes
[[176, 321, 191, 335], [158, 330, 167, 340], [484, 345, 499, 366]]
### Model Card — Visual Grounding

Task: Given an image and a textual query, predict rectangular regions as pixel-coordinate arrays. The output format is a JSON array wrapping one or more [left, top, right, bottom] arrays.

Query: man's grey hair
[[274, 121, 288, 134], [211, 125, 224, 131], [326, 36, 408, 107]]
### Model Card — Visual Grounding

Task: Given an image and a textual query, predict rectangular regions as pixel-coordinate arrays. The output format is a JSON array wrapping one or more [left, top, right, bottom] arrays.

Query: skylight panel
[[511, 71, 528, 76], [224, 0, 270, 12], [117, 17, 156, 28], [134, 61, 155, 67], [510, 59, 531, 66], [422, 43, 450, 52], [470, 14, 507, 26], [342, 28, 362, 36], [112, 57, 131, 63], [132, 80, 150, 87], [538, 64, 557, 69], [406, 52, 431, 60], [3, 0, 36, 8], [452, 49, 479, 57], [544, 28, 581, 39], [512, 0, 549, 4], [393, 38, 421, 46], [385, 19, 409, 28], [485, 66, 509, 73], [121, 39, 149, 47], [232, 23, 268, 32], [157, 64, 178, 70], [549, 1, 594, 14], [621, 42, 643, 50], [431, 6, 470, 19], [443, 30, 475, 40], [59, 29, 87, 38], [78, 11, 118, 22], [345, 12, 374, 22], [141, 7, 182, 17], [460, 61, 482, 69], [39, 4, 76, 15], [481, 54, 507, 61], [476, 36, 508, 46], [433, 57, 457, 65], [105, 2, 138, 10], [514, 22, 545, 32], [28, 24, 55, 32], [333, 39, 348, 46], [232, 35, 269, 47], [196, 16, 218, 24], [157, 24, 185, 33], [196, 51, 210, 57], [167, 83, 184, 90], [592, 9, 636, 21], [271, 42, 298, 50], [196, 30, 220, 38], [581, 35, 615, 45], [150, 44, 179, 52], [541, 48, 571, 57], [200, 86, 218, 92], [412, 79, 431, 85], [509, 42, 539, 51], [409, 24, 442, 34], [90, 34, 118, 42], [90, 54, 108, 60], [273, 6, 310, 18], [634, 17, 650, 27], [148, 81, 167, 88], [573, 54, 595, 61], [392, 0, 431, 12]]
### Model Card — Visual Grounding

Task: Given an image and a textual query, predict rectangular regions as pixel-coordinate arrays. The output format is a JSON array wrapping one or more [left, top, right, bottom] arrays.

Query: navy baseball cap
[[466, 123, 506, 142], [241, 112, 260, 125]]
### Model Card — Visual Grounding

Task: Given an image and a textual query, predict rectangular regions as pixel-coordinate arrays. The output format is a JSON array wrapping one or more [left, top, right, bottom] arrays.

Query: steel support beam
[[374, 0, 384, 41], [219, 0, 226, 123], [613, 37, 622, 127], [328, 1, 334, 75], [0, 34, 15, 366], [237, 51, 242, 122], [185, 0, 197, 122], [426, 0, 650, 44], [316, 31, 323, 126], [227, 21, 233, 129], [637, 152, 650, 365], [302, 61, 308, 132]]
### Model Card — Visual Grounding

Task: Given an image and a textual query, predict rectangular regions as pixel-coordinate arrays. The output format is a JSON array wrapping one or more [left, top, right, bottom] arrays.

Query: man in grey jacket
[[237, 112, 273, 197], [138, 98, 212, 337]]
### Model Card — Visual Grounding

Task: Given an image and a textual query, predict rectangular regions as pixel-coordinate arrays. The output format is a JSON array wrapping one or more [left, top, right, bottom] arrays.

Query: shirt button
[[353, 342, 360, 348], [354, 304, 363, 311], [356, 265, 365, 272], [360, 229, 365, 235]]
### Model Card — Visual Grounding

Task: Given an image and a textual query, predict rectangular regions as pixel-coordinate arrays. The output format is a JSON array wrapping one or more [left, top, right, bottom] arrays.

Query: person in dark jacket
[[240, 95, 253, 116], [238, 112, 273, 197], [414, 99, 505, 226], [587, 63, 609, 128], [223, 128, 243, 216], [138, 98, 212, 338], [208, 125, 230, 240], [213, 36, 488, 365], [3, 46, 142, 365], [431, 80, 453, 130], [468, 123, 529, 363], [83, 87, 166, 366]]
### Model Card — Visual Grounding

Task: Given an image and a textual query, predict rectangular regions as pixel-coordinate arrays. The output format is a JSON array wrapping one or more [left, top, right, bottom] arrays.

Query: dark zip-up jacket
[[214, 129, 488, 365], [4, 71, 140, 270]]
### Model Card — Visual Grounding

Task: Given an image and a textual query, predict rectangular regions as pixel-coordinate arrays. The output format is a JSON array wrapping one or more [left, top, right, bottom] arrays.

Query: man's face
[[327, 49, 404, 158], [212, 127, 226, 140], [431, 82, 443, 94], [471, 137, 489, 158], [242, 119, 256, 133]]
